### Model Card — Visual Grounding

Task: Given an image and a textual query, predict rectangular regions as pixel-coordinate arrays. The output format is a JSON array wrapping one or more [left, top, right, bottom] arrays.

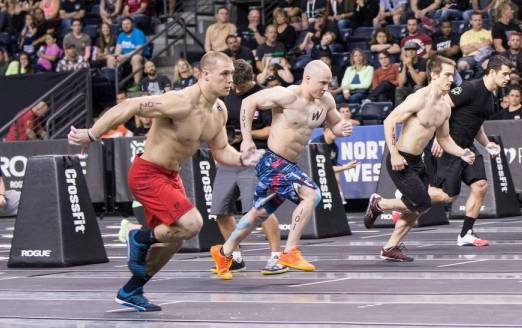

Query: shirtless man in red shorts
[[68, 51, 262, 312]]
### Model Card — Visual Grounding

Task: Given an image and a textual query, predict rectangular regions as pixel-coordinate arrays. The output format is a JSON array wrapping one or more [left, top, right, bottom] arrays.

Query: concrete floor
[[0, 215, 522, 327]]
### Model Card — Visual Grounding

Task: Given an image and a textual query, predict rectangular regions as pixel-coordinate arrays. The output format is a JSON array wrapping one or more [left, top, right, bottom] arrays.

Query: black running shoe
[[210, 258, 246, 273], [380, 243, 414, 262], [364, 193, 383, 229], [115, 287, 161, 312]]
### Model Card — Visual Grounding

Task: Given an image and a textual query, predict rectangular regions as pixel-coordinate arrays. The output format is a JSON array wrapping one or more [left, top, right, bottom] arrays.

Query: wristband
[[239, 154, 245, 167], [87, 129, 97, 142]]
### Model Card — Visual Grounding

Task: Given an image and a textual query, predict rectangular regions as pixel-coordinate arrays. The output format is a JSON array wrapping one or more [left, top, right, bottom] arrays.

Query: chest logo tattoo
[[451, 86, 462, 96], [216, 104, 223, 111], [312, 108, 324, 121]]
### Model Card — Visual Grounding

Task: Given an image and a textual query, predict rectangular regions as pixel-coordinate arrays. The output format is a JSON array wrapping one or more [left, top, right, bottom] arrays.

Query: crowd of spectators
[[1, 0, 522, 142]]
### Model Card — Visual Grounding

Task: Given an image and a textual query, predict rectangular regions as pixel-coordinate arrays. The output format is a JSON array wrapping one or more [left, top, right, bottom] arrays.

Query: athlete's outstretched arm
[[209, 126, 263, 167], [475, 125, 501, 156], [68, 92, 187, 145], [383, 93, 423, 170], [240, 86, 295, 153], [436, 119, 475, 164]]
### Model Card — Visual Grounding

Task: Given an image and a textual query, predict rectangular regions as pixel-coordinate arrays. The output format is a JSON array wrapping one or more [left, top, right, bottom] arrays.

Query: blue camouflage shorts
[[253, 150, 319, 214]]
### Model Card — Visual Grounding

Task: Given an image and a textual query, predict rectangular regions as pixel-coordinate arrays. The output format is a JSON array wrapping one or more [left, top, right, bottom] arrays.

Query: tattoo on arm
[[139, 101, 161, 115], [241, 111, 246, 128]]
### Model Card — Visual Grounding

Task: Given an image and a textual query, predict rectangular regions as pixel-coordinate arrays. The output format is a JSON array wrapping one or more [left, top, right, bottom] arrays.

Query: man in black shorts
[[364, 55, 475, 261], [429, 56, 513, 247], [210, 59, 288, 275]]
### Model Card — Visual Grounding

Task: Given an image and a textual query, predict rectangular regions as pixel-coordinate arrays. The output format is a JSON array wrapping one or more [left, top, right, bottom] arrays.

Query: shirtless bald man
[[363, 55, 476, 262], [210, 60, 353, 280], [68, 51, 262, 311]]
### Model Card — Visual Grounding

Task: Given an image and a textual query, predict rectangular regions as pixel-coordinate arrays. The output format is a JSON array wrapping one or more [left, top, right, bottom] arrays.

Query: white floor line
[[288, 277, 351, 288], [357, 303, 383, 309], [360, 233, 392, 239], [241, 247, 270, 253], [437, 259, 488, 268], [106, 300, 181, 313], [0, 276, 21, 281]]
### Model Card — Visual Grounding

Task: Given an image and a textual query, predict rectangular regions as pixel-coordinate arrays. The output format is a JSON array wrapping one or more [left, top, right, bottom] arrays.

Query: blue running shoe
[[115, 287, 161, 312], [127, 229, 150, 278]]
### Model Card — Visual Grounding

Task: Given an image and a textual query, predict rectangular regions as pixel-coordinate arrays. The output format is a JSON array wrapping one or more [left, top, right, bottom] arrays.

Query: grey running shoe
[[261, 258, 289, 275]]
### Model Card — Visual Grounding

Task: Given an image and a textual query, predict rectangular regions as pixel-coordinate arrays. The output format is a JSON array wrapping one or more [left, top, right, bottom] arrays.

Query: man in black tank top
[[430, 56, 513, 247]]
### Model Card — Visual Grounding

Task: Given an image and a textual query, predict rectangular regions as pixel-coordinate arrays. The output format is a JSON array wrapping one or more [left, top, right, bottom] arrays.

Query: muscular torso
[[397, 88, 451, 155], [141, 90, 226, 171], [268, 85, 330, 162]]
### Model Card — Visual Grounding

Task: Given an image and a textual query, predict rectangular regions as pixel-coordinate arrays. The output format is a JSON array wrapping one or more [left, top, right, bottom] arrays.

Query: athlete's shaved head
[[302, 60, 332, 99], [303, 60, 332, 79], [199, 51, 234, 98], [200, 51, 233, 71]]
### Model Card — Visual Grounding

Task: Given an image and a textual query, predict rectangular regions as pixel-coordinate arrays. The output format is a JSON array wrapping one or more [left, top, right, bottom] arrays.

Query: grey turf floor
[[0, 215, 521, 327]]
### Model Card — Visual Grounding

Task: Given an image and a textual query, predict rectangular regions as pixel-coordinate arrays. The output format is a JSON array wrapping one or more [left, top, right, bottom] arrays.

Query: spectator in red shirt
[[4, 101, 49, 142], [119, 0, 149, 30], [400, 18, 433, 58], [368, 50, 400, 102]]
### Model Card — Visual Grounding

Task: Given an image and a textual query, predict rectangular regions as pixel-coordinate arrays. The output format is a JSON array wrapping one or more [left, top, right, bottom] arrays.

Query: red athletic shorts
[[128, 154, 194, 228]]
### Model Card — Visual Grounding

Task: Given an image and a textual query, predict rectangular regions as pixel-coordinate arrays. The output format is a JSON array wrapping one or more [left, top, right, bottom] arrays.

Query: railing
[[0, 69, 92, 140]]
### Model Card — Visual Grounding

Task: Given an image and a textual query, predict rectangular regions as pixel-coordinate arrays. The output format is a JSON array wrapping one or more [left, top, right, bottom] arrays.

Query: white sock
[[232, 251, 242, 262], [270, 251, 281, 260]]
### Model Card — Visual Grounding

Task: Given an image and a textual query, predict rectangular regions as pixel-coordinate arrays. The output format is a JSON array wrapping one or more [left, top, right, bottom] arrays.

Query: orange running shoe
[[210, 245, 233, 280], [277, 247, 315, 271]]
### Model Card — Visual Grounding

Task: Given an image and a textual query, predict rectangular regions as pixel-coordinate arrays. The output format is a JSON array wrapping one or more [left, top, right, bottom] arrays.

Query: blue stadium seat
[[110, 24, 121, 36], [0, 32, 9, 47], [337, 19, 352, 30], [331, 52, 350, 68], [329, 43, 346, 53], [89, 4, 100, 15], [339, 28, 352, 43], [348, 103, 361, 116], [452, 20, 469, 34], [347, 41, 369, 51], [387, 25, 407, 39], [483, 19, 490, 30], [358, 101, 393, 124], [350, 27, 375, 41], [84, 25, 99, 42]]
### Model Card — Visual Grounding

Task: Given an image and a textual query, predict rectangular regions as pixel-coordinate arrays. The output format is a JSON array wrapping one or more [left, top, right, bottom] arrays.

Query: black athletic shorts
[[433, 146, 486, 197], [386, 151, 431, 213]]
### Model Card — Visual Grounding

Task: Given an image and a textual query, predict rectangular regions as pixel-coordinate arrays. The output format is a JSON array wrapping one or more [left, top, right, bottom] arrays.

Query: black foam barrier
[[274, 143, 351, 238], [112, 138, 224, 251], [484, 120, 522, 194], [8, 155, 108, 267], [0, 140, 105, 204], [450, 136, 521, 219], [371, 147, 448, 228]]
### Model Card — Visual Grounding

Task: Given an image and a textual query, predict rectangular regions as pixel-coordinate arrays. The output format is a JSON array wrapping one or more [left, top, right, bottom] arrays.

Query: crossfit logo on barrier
[[130, 140, 145, 163], [21, 249, 52, 257], [65, 169, 86, 234], [78, 153, 88, 175], [494, 155, 509, 193], [315, 155, 332, 211], [199, 161, 216, 220]]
